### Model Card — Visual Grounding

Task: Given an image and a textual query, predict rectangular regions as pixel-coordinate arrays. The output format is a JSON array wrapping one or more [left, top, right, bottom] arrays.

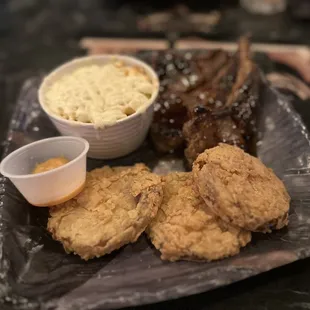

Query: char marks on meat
[[150, 37, 261, 164]]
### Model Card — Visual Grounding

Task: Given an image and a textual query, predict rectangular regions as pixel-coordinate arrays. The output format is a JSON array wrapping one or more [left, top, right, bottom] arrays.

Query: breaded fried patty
[[48, 164, 163, 260], [147, 172, 251, 262], [193, 144, 290, 232]]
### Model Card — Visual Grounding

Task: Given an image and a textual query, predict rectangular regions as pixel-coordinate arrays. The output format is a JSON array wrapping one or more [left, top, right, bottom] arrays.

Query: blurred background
[[2, 0, 310, 70]]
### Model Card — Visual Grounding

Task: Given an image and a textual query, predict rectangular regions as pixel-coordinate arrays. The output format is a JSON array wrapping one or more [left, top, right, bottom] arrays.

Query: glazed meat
[[183, 109, 245, 166], [183, 37, 260, 164], [150, 37, 261, 165], [184, 77, 260, 164], [150, 50, 231, 153]]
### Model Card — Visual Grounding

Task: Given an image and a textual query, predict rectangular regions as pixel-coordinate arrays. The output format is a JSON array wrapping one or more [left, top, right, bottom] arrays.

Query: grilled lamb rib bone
[[183, 37, 260, 165]]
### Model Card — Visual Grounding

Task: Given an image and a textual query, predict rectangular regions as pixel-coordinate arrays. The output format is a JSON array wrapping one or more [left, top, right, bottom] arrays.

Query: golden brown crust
[[146, 172, 251, 262], [193, 144, 290, 232], [48, 164, 163, 260]]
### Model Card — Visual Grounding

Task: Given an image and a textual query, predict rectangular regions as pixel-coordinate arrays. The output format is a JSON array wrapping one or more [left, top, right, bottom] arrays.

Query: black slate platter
[[1, 51, 310, 310]]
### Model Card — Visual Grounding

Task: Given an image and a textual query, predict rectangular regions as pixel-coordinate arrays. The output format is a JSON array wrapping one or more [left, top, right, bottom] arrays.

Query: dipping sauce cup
[[0, 136, 89, 207]]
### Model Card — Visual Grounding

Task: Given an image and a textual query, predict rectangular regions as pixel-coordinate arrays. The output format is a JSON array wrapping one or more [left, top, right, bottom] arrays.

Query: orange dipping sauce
[[32, 157, 69, 174]]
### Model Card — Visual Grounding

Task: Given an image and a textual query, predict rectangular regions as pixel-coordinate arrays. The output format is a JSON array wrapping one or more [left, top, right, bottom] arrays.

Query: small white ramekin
[[38, 55, 159, 159], [0, 137, 89, 207]]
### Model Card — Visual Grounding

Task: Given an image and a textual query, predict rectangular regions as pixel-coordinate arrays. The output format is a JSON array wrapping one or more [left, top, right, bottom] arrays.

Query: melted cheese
[[45, 63, 154, 128]]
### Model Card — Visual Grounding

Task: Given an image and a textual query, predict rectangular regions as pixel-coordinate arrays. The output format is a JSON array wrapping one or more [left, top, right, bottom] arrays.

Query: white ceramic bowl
[[0, 137, 89, 207], [38, 55, 159, 159]]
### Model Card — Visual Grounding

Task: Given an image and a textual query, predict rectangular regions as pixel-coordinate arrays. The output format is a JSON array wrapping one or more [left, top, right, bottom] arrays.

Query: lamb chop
[[183, 37, 261, 165], [150, 50, 231, 153]]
